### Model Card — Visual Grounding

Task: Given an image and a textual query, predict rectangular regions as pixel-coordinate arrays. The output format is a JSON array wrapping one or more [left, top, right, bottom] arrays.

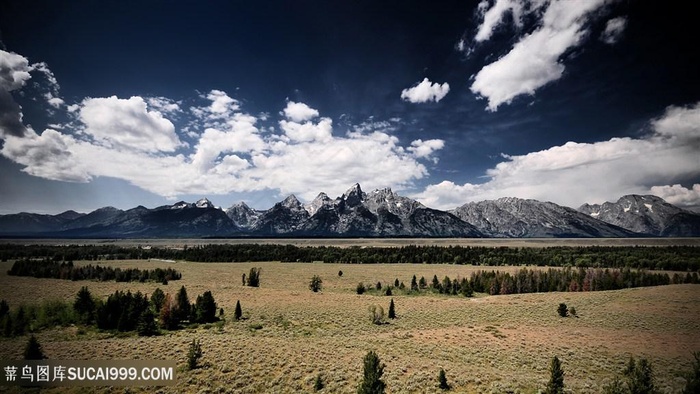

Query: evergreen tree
[[310, 275, 323, 292], [0, 299, 9, 318], [557, 303, 568, 317], [376, 281, 382, 290], [247, 267, 261, 287], [150, 288, 165, 313], [314, 373, 325, 391], [419, 276, 427, 289], [624, 357, 656, 394], [411, 275, 418, 291], [545, 356, 565, 394], [357, 350, 385, 394], [175, 286, 190, 323], [194, 291, 217, 323], [385, 287, 392, 296], [603, 378, 627, 394], [186, 339, 203, 370], [683, 351, 700, 394], [394, 278, 400, 287], [73, 286, 96, 324], [234, 300, 242, 321], [388, 299, 396, 319], [23, 335, 46, 360], [438, 368, 450, 390], [338, 270, 343, 277], [137, 309, 158, 336], [356, 283, 366, 295]]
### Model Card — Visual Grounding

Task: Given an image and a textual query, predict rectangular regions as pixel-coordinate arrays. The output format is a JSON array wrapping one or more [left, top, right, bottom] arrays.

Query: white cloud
[[600, 16, 628, 45], [279, 117, 333, 143], [1, 86, 439, 202], [147, 97, 181, 114], [414, 102, 700, 210], [0, 50, 32, 137], [474, 0, 527, 42], [470, 0, 610, 111], [650, 184, 700, 209], [47, 97, 65, 108], [408, 139, 445, 159], [282, 101, 319, 122], [0, 50, 31, 91], [79, 96, 182, 152], [401, 78, 450, 103]]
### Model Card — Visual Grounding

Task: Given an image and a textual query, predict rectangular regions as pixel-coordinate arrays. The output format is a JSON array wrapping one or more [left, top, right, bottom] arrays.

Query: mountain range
[[1, 184, 699, 238]]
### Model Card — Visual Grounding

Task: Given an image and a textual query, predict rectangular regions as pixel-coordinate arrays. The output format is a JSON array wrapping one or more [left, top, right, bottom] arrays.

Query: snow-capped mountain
[[451, 197, 636, 238], [2, 186, 699, 238], [579, 195, 700, 237]]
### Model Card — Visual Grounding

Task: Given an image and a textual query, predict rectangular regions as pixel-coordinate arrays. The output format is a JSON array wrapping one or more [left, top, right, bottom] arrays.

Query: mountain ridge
[[1, 187, 699, 238]]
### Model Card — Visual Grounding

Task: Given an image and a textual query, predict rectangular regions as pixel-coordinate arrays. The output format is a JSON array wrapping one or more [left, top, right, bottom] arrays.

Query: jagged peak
[[195, 198, 214, 208], [281, 194, 303, 208], [228, 201, 251, 210], [344, 183, 363, 197]]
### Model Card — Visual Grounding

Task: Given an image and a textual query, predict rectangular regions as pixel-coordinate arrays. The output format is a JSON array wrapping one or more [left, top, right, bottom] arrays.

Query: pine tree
[[186, 339, 203, 370], [356, 282, 366, 295], [388, 299, 396, 319], [438, 368, 450, 390], [557, 303, 568, 317], [314, 373, 325, 391], [247, 267, 261, 287], [357, 350, 385, 394], [176, 286, 190, 323], [234, 300, 242, 321], [411, 275, 418, 291], [23, 335, 46, 360], [310, 275, 323, 292], [150, 288, 165, 313], [683, 351, 700, 394], [545, 356, 565, 394], [73, 286, 96, 324], [624, 357, 656, 394], [195, 291, 217, 323], [137, 309, 158, 336]]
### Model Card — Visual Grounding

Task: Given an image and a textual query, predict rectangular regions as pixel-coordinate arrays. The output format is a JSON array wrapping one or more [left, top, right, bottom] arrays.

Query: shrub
[[357, 350, 385, 394], [356, 282, 366, 295], [388, 299, 396, 319], [385, 287, 392, 296], [375, 281, 382, 291], [23, 335, 46, 360], [557, 303, 568, 317], [186, 339, 203, 370], [247, 267, 261, 287], [314, 373, 325, 391], [683, 351, 700, 394], [338, 270, 343, 277], [438, 368, 450, 390], [234, 300, 242, 321], [0, 300, 8, 318], [569, 306, 577, 317], [545, 356, 564, 394], [368, 305, 385, 325], [624, 357, 656, 394], [309, 275, 323, 292]]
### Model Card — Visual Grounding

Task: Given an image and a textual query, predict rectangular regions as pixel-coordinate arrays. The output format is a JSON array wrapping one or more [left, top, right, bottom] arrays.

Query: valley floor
[[1, 260, 698, 393]]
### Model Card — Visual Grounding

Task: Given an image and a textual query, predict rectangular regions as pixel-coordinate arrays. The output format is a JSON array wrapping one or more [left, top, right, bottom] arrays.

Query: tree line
[[0, 285, 218, 338], [7, 259, 181, 283], [1, 243, 699, 271]]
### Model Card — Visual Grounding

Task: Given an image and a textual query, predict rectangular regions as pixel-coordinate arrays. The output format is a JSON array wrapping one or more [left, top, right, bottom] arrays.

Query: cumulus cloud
[[650, 184, 700, 210], [414, 102, 700, 210], [401, 78, 450, 103], [408, 139, 445, 159], [282, 101, 319, 122], [600, 16, 628, 45], [79, 96, 182, 152], [470, 0, 610, 111], [0, 64, 441, 202], [474, 0, 527, 42], [0, 50, 31, 137]]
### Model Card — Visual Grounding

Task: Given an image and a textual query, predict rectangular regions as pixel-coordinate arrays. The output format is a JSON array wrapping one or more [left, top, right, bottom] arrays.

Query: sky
[[0, 0, 699, 214]]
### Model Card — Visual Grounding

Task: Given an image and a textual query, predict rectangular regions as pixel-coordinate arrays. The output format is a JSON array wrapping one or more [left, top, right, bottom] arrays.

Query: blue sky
[[1, 0, 699, 214]]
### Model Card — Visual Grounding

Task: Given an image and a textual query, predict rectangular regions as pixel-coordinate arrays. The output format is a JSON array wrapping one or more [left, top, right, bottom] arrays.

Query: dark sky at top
[[0, 0, 698, 213]]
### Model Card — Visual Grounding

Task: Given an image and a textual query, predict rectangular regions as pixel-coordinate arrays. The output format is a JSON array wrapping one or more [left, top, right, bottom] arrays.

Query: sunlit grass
[[0, 260, 698, 393]]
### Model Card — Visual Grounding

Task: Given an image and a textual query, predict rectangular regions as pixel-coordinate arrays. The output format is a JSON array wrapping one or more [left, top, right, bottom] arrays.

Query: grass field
[[0, 259, 698, 393]]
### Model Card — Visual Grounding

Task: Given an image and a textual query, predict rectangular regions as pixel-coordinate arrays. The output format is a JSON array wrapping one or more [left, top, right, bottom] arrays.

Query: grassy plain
[[0, 259, 699, 393]]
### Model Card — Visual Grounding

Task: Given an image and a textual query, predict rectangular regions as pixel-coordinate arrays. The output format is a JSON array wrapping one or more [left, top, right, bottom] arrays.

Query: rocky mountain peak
[[195, 198, 214, 208], [342, 183, 365, 207], [306, 192, 333, 216], [281, 194, 304, 210]]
